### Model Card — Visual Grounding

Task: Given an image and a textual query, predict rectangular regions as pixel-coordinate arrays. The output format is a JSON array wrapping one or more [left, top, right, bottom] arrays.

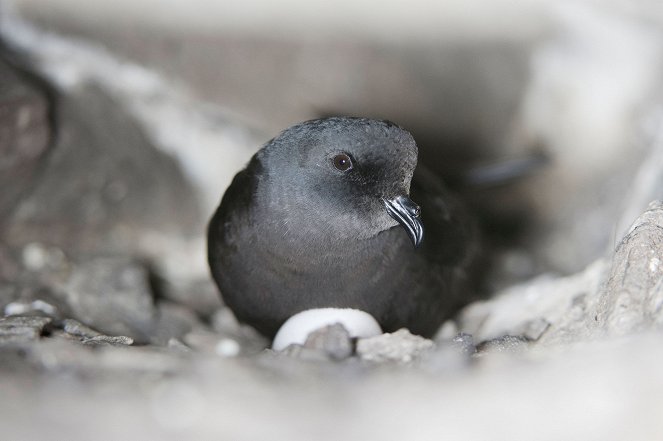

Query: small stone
[[59, 257, 156, 342], [278, 344, 330, 362], [167, 338, 191, 353], [452, 332, 476, 356], [61, 318, 101, 338], [356, 329, 434, 363], [81, 335, 134, 346], [0, 58, 51, 218], [0, 316, 51, 343], [434, 320, 458, 340], [476, 335, 530, 355], [596, 200, 663, 336], [302, 323, 353, 361], [518, 318, 551, 341], [150, 301, 203, 346], [22, 242, 47, 271], [4, 299, 59, 317], [210, 307, 241, 334], [183, 329, 251, 355], [214, 338, 241, 357]]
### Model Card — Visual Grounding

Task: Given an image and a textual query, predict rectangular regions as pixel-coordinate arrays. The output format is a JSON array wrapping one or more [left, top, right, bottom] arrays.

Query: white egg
[[272, 308, 382, 351]]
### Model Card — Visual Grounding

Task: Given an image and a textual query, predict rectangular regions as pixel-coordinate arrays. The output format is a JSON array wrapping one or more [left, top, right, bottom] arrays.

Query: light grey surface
[[1, 2, 663, 440]]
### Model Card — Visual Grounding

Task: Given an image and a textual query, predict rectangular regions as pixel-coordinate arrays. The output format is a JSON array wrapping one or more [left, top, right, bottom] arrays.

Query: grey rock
[[7, 337, 182, 375], [210, 307, 242, 335], [183, 330, 242, 358], [596, 200, 663, 336], [167, 338, 191, 353], [357, 329, 434, 363], [60, 318, 101, 338], [20, 242, 67, 272], [458, 201, 663, 348], [476, 335, 530, 355], [0, 242, 73, 320], [4, 299, 59, 317], [158, 278, 223, 318], [150, 301, 204, 346], [0, 56, 51, 219], [0, 244, 20, 283], [2, 84, 201, 256], [81, 335, 134, 347], [208, 307, 269, 353], [517, 318, 551, 341], [278, 344, 330, 363], [302, 323, 353, 361], [53, 313, 133, 347], [418, 333, 475, 373], [459, 261, 607, 346], [451, 332, 476, 356], [58, 257, 156, 342], [0, 316, 51, 343]]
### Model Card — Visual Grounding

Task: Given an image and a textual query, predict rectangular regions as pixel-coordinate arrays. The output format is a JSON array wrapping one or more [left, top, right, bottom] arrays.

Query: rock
[[451, 333, 476, 356], [20, 242, 67, 272], [0, 56, 52, 219], [0, 316, 51, 344], [596, 200, 663, 336], [2, 337, 182, 375], [516, 318, 551, 342], [418, 333, 475, 373], [4, 299, 59, 317], [214, 338, 241, 358], [356, 329, 435, 363], [183, 330, 243, 358], [476, 335, 530, 355], [42, 319, 133, 347], [278, 344, 330, 362], [2, 84, 202, 257], [0, 245, 20, 284], [167, 338, 191, 353], [458, 260, 607, 345], [58, 257, 156, 342], [459, 202, 663, 347], [60, 318, 101, 339], [149, 301, 204, 346], [81, 335, 134, 347], [301, 323, 353, 361], [210, 307, 242, 335], [158, 278, 223, 318]]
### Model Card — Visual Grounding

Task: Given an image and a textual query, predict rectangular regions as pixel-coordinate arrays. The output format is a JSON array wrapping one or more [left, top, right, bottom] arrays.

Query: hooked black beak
[[383, 195, 424, 248]]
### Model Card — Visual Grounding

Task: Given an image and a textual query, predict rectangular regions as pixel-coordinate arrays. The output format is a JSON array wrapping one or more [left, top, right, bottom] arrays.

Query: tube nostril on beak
[[383, 195, 424, 248], [400, 197, 421, 218]]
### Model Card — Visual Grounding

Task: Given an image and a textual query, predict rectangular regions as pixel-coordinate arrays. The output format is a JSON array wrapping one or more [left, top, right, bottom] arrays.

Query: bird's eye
[[332, 153, 353, 171]]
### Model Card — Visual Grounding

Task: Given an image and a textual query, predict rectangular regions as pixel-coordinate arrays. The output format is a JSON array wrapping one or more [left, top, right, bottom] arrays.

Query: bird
[[208, 117, 478, 348]]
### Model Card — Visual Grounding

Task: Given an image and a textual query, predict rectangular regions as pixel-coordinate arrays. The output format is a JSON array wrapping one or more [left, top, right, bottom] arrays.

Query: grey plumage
[[208, 117, 477, 339]]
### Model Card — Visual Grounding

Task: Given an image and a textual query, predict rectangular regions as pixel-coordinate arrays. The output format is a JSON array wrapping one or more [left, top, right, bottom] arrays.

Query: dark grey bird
[[208, 117, 477, 341]]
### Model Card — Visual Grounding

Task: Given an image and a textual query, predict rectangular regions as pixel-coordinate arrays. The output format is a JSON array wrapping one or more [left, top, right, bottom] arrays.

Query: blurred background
[[3, 0, 661, 282], [1, 1, 663, 440]]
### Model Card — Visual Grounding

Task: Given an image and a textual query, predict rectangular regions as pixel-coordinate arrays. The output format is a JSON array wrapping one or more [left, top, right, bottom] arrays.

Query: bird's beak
[[383, 195, 424, 248]]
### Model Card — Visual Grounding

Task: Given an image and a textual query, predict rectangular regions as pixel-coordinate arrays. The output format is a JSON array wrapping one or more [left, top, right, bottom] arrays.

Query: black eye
[[332, 153, 353, 171]]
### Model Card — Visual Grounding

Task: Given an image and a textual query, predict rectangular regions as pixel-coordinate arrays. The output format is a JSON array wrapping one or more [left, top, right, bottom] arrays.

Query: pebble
[[357, 329, 434, 363], [0, 316, 52, 343], [214, 338, 241, 357]]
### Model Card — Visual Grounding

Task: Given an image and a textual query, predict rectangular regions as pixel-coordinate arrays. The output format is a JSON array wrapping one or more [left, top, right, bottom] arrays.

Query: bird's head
[[257, 117, 423, 247]]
